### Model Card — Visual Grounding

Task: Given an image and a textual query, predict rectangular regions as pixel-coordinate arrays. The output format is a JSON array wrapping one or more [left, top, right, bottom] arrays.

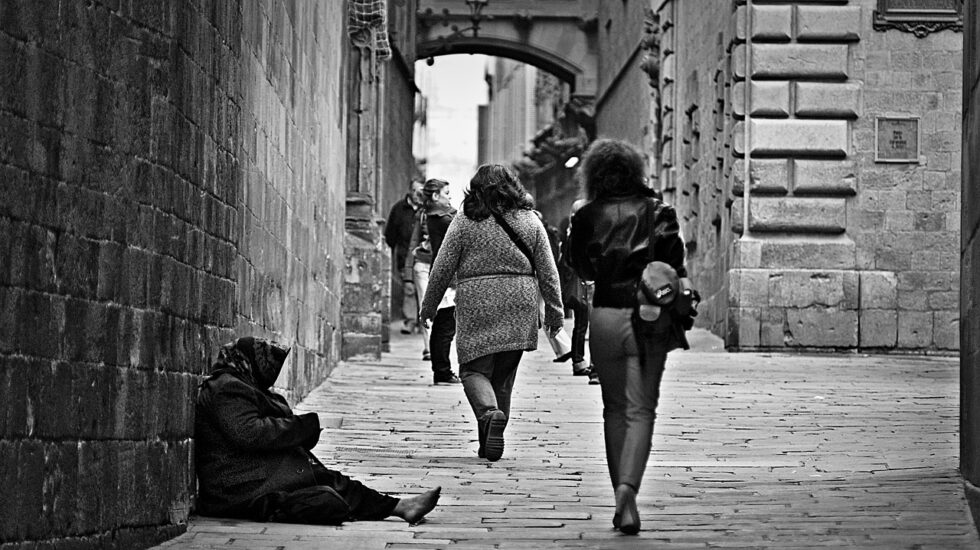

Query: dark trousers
[[459, 350, 523, 423], [430, 306, 456, 376], [568, 296, 590, 364], [245, 459, 398, 525]]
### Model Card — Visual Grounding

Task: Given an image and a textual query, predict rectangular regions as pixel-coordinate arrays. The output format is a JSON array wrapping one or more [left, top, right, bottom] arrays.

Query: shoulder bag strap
[[490, 211, 536, 276], [645, 197, 660, 263]]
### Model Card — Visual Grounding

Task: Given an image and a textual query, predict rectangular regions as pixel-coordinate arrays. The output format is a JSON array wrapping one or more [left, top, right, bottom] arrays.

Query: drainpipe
[[377, 66, 386, 219], [742, 0, 752, 237]]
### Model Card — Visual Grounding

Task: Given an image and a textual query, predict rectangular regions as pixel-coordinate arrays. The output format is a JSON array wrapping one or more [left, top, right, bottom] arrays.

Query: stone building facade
[[645, 0, 962, 352], [480, 59, 581, 227], [420, 0, 961, 355], [0, 1, 418, 548], [345, 0, 420, 357]]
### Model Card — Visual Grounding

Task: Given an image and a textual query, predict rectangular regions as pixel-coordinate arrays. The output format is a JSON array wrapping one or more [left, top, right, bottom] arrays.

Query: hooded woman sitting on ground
[[195, 336, 441, 525]]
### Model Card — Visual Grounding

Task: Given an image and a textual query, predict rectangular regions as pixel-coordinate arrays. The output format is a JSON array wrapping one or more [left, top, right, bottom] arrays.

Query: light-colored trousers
[[589, 306, 668, 491], [413, 262, 456, 353]]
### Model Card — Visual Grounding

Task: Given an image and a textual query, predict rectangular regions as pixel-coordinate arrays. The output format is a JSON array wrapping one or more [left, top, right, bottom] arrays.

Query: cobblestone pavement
[[154, 322, 979, 549]]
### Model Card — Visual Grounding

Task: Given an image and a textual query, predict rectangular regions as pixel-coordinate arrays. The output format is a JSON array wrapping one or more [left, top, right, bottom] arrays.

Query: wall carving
[[872, 0, 963, 37]]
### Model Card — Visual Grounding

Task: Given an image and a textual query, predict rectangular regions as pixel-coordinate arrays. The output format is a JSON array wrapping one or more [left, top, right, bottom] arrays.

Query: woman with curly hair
[[419, 164, 564, 462], [566, 139, 690, 534]]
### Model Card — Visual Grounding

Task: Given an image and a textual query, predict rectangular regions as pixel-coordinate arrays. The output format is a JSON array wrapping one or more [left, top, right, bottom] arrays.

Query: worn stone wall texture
[[377, 1, 418, 343], [378, 58, 419, 341], [380, 65, 418, 219], [594, 0, 653, 149], [0, 0, 348, 547], [656, 0, 735, 338], [237, 0, 346, 403], [846, 0, 961, 352], [660, 0, 960, 352], [961, 0, 980, 503]]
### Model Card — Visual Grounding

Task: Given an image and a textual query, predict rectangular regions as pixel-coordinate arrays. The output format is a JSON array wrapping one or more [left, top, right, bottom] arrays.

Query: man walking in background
[[385, 179, 424, 334]]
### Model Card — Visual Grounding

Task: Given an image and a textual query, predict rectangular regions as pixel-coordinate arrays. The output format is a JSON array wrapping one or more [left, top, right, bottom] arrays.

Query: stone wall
[[378, 0, 419, 343], [656, 0, 735, 337], [847, 0, 961, 351], [0, 1, 348, 547], [238, 0, 346, 403], [660, 0, 961, 352], [594, 0, 654, 148], [341, 0, 419, 360], [962, 0, 980, 525]]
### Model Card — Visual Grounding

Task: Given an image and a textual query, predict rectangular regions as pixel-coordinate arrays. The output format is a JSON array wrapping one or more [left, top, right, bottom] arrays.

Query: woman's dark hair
[[422, 178, 449, 210], [462, 164, 534, 221], [579, 138, 655, 200]]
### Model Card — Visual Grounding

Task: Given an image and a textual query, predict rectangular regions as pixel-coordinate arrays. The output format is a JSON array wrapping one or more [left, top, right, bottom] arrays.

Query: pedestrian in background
[[415, 178, 461, 385], [195, 337, 442, 525], [566, 139, 689, 534], [385, 179, 424, 335], [558, 198, 599, 383], [420, 164, 563, 462], [533, 207, 576, 365], [404, 200, 432, 362]]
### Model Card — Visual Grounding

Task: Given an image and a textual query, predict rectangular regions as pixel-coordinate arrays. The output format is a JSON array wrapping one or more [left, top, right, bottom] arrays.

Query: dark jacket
[[195, 339, 321, 517], [568, 194, 686, 309], [385, 194, 421, 269], [426, 203, 456, 262], [567, 194, 689, 351], [558, 235, 591, 308]]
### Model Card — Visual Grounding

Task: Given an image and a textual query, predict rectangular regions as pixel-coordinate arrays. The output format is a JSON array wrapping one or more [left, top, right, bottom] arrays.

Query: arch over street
[[416, 0, 598, 96]]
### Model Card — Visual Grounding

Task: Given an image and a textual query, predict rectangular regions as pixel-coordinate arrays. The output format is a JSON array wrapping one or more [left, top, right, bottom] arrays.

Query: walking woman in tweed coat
[[419, 164, 564, 462]]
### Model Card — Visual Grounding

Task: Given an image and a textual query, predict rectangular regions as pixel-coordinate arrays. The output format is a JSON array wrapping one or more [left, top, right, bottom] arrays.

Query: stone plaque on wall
[[875, 117, 920, 163], [873, 0, 964, 37]]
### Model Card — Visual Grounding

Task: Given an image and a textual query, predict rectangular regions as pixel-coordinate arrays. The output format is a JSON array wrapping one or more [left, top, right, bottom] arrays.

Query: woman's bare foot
[[392, 486, 442, 524]]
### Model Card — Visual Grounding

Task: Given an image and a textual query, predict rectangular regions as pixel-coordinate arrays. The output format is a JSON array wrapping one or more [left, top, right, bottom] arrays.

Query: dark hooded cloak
[[195, 337, 322, 517]]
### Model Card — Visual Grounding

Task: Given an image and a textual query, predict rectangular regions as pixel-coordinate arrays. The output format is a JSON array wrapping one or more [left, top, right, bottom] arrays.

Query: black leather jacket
[[567, 194, 686, 309]]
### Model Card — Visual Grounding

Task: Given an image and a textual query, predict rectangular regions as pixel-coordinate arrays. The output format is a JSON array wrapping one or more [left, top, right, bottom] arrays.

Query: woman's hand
[[546, 325, 563, 338]]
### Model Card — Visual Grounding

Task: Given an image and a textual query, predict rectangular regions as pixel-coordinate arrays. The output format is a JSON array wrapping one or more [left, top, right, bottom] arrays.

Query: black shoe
[[615, 484, 640, 535], [433, 373, 461, 385], [553, 351, 573, 363], [482, 410, 506, 461], [588, 367, 600, 385], [572, 360, 589, 375], [422, 351, 431, 361]]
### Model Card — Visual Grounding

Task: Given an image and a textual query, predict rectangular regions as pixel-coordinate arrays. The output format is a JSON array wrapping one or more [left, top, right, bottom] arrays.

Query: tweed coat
[[419, 208, 564, 365]]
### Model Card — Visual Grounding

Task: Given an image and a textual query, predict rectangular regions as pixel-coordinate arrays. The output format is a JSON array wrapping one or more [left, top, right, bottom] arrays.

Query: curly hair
[[462, 164, 534, 221], [579, 138, 655, 200], [422, 178, 449, 210]]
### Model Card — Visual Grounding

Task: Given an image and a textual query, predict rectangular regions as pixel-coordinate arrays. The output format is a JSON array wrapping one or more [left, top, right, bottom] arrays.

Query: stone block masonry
[[0, 1, 349, 548], [720, 0, 961, 353]]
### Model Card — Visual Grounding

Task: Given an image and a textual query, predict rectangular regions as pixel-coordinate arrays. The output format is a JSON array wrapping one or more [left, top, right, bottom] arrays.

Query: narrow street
[[154, 323, 978, 549]]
